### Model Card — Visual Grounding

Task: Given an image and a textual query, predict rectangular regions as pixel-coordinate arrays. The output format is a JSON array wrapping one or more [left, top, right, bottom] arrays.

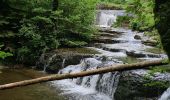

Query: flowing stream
[[49, 10, 167, 100], [0, 10, 168, 100]]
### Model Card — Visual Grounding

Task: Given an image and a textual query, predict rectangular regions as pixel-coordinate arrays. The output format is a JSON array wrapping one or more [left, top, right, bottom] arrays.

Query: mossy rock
[[115, 70, 170, 100]]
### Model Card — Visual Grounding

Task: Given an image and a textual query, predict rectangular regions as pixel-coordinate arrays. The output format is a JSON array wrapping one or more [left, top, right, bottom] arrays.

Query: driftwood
[[0, 60, 167, 90]]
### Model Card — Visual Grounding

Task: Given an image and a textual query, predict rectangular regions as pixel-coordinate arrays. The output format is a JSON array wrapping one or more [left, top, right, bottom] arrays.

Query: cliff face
[[154, 0, 170, 59]]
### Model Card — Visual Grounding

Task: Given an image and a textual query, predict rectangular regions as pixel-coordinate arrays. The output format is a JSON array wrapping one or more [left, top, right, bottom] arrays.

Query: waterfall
[[51, 58, 122, 100], [43, 54, 57, 72], [159, 88, 170, 100], [62, 58, 66, 68], [48, 9, 168, 100], [96, 10, 125, 27]]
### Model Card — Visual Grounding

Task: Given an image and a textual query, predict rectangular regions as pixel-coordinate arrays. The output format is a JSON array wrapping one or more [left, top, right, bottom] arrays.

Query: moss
[[144, 29, 162, 48], [64, 40, 88, 47], [113, 16, 131, 28], [145, 48, 164, 54], [143, 73, 170, 89], [144, 81, 170, 89], [119, 56, 143, 64], [148, 64, 170, 74]]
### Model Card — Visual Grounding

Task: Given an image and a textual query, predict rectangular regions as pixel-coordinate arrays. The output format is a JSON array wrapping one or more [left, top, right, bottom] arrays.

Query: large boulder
[[115, 69, 170, 100]]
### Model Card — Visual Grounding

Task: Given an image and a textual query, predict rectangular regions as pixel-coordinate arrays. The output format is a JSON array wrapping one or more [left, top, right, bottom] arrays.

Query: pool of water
[[0, 67, 66, 100]]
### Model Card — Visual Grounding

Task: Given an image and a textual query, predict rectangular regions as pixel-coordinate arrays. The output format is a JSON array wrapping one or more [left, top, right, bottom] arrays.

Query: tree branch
[[0, 60, 167, 90]]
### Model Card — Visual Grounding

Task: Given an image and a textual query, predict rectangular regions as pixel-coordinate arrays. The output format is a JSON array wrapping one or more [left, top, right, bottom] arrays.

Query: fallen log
[[0, 60, 168, 90]]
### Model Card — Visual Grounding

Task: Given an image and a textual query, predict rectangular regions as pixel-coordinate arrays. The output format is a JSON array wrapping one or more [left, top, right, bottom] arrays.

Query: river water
[[0, 10, 169, 100], [50, 10, 167, 100], [0, 67, 66, 100]]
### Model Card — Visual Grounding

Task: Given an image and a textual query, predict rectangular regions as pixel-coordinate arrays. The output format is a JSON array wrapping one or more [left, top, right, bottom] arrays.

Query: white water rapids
[[51, 58, 121, 100], [48, 10, 169, 100]]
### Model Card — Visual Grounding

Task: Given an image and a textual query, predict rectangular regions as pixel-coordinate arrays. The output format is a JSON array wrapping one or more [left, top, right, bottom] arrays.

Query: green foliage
[[144, 29, 162, 48], [144, 81, 169, 89], [62, 40, 88, 47], [98, 0, 126, 10], [113, 15, 131, 27], [126, 0, 155, 31], [0, 0, 98, 64], [0, 51, 13, 59], [143, 72, 170, 89], [100, 0, 127, 4], [0, 45, 13, 59]]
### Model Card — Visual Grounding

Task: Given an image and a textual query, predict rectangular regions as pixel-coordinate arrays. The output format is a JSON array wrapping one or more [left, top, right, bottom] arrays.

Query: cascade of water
[[52, 58, 122, 100], [49, 9, 168, 100], [62, 58, 66, 68], [96, 10, 125, 27], [43, 54, 57, 72], [159, 87, 170, 100]]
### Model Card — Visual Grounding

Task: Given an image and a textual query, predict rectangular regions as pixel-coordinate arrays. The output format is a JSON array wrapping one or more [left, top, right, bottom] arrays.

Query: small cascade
[[61, 58, 66, 68], [49, 9, 168, 100], [159, 87, 170, 100], [43, 54, 57, 72], [96, 72, 120, 99], [96, 10, 125, 27], [51, 58, 122, 100]]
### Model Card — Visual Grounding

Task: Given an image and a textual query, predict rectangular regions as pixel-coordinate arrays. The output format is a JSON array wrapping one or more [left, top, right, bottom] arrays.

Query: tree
[[154, 0, 170, 60], [0, 0, 98, 64], [0, 60, 166, 90]]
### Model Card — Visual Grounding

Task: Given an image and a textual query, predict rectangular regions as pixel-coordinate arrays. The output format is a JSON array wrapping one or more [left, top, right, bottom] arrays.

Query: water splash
[[43, 54, 57, 72], [96, 10, 125, 27], [159, 87, 170, 100], [51, 58, 122, 100], [62, 58, 66, 68]]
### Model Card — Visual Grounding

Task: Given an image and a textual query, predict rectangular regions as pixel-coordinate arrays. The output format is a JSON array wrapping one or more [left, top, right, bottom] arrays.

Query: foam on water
[[159, 88, 170, 100], [96, 10, 125, 27], [51, 58, 122, 100], [88, 47, 127, 58]]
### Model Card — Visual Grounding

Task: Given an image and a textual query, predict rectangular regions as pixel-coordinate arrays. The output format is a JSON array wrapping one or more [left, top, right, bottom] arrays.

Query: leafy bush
[[126, 0, 155, 31], [61, 40, 88, 47], [0, 45, 13, 59], [8, 0, 98, 64], [113, 15, 131, 27]]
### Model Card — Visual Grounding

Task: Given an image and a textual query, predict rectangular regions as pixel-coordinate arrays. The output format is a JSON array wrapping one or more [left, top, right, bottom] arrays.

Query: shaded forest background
[[0, 0, 169, 65]]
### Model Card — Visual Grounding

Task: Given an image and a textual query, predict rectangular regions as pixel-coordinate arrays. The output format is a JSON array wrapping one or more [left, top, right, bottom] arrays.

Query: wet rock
[[100, 32, 119, 37], [134, 35, 142, 40], [93, 38, 129, 44], [103, 47, 125, 53], [115, 69, 170, 100], [126, 51, 146, 58], [97, 4, 123, 10], [36, 50, 95, 73], [93, 38, 113, 44], [126, 51, 162, 58], [99, 29, 124, 34], [142, 40, 158, 47], [93, 43, 104, 48]]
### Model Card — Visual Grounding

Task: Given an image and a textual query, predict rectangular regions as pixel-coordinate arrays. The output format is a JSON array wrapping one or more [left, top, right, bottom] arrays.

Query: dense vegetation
[[0, 0, 97, 64], [0, 0, 169, 65]]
